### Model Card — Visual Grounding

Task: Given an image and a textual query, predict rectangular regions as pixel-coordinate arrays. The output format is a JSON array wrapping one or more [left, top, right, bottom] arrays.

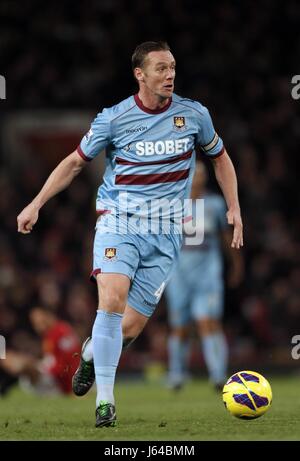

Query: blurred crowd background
[[0, 0, 299, 384]]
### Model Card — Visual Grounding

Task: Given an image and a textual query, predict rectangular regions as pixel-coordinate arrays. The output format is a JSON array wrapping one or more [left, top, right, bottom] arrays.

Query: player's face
[[139, 50, 176, 99]]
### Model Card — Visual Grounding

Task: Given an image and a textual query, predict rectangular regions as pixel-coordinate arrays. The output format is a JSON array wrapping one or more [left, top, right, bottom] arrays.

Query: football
[[222, 371, 272, 419]]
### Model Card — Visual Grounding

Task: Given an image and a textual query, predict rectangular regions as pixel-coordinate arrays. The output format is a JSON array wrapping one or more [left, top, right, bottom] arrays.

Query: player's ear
[[134, 67, 144, 82]]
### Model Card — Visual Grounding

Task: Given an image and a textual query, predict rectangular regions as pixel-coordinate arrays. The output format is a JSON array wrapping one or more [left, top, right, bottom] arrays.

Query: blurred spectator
[[0, 305, 80, 395]]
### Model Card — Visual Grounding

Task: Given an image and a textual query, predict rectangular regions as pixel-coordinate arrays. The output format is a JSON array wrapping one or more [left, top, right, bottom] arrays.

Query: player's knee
[[96, 274, 130, 313], [98, 290, 127, 312], [198, 318, 221, 335], [171, 326, 189, 340]]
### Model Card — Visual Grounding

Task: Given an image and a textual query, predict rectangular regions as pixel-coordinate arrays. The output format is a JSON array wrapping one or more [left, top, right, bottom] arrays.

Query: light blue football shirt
[[179, 192, 228, 288], [77, 93, 224, 223]]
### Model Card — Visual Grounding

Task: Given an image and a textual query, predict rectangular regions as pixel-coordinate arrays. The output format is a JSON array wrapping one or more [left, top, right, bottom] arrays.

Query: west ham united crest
[[104, 247, 117, 261], [173, 116, 186, 131]]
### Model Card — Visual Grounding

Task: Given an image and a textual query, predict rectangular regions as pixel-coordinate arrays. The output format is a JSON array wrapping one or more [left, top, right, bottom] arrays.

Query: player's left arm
[[196, 104, 243, 248], [211, 151, 243, 249]]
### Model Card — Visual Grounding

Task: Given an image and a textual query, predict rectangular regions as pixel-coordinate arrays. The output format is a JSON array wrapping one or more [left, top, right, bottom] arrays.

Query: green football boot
[[95, 401, 117, 428], [72, 337, 95, 396]]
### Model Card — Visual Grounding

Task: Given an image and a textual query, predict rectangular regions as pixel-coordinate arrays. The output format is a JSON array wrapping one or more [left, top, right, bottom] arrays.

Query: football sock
[[167, 335, 189, 385], [201, 331, 228, 385], [92, 309, 123, 407], [82, 335, 135, 362]]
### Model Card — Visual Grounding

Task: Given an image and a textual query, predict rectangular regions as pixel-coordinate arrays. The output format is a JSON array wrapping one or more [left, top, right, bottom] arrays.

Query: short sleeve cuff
[[209, 146, 225, 159], [77, 145, 92, 162]]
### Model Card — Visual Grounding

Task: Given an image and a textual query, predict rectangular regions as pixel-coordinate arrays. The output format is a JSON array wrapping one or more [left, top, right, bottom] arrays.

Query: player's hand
[[226, 208, 243, 249], [17, 203, 39, 234]]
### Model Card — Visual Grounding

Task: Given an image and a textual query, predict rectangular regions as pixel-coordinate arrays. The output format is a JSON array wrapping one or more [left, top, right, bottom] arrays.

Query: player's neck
[[137, 90, 170, 111]]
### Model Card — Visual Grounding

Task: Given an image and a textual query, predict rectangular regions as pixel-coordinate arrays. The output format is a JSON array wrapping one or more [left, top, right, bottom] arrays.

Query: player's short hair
[[132, 41, 171, 70]]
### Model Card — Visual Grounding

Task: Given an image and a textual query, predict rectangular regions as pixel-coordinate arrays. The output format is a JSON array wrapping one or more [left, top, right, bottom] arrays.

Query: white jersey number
[[154, 281, 166, 301]]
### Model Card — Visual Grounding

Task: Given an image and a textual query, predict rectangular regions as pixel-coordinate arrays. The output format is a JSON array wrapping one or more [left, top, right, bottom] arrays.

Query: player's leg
[[122, 304, 150, 348], [72, 303, 149, 399], [74, 229, 179, 426], [167, 325, 191, 390], [94, 266, 162, 428], [75, 305, 149, 359], [72, 273, 130, 406], [127, 232, 185, 391], [94, 280, 150, 418], [73, 227, 141, 427], [192, 292, 228, 389], [164, 273, 191, 390], [92, 272, 130, 427], [196, 317, 228, 390]]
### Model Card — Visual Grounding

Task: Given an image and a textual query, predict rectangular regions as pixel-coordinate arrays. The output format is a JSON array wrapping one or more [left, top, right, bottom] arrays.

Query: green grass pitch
[[0, 376, 299, 441]]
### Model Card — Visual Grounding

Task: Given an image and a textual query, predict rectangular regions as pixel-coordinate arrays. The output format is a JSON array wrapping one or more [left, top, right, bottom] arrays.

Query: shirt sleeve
[[77, 108, 111, 161], [196, 106, 224, 158]]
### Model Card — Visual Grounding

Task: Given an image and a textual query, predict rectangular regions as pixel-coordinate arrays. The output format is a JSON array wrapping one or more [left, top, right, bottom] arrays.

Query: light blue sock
[[92, 309, 123, 407], [81, 335, 134, 362], [167, 335, 190, 385], [201, 331, 228, 385]]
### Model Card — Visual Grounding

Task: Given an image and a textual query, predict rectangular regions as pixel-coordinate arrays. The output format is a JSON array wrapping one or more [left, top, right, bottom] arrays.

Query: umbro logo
[[126, 126, 148, 134], [143, 299, 157, 308]]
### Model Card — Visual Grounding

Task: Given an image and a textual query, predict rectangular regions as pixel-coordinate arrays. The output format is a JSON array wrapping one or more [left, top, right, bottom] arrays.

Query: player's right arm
[[17, 151, 86, 234], [17, 107, 112, 234]]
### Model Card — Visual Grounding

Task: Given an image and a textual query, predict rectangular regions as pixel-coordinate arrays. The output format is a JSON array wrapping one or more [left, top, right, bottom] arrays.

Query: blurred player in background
[[165, 161, 244, 391], [17, 41, 243, 427], [0, 306, 80, 394]]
